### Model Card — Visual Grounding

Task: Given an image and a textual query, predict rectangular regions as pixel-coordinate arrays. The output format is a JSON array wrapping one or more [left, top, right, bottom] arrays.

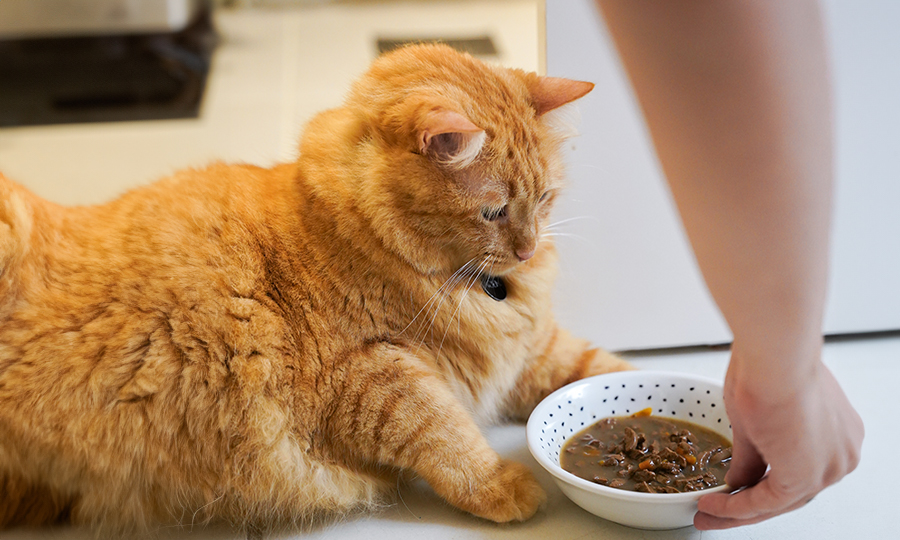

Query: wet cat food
[[560, 408, 732, 493]]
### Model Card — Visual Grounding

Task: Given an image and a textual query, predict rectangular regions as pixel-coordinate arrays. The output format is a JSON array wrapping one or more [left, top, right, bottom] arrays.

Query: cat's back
[[0, 162, 299, 393], [15, 161, 292, 300]]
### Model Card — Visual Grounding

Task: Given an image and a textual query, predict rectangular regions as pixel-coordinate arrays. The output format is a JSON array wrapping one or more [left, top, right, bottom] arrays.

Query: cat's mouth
[[483, 257, 521, 278]]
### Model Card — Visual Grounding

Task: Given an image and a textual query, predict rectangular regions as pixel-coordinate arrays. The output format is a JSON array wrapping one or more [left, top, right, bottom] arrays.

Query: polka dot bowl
[[526, 370, 732, 530]]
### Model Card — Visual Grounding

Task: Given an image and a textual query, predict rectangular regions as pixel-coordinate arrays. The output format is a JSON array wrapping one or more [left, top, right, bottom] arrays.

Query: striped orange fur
[[0, 44, 632, 535]]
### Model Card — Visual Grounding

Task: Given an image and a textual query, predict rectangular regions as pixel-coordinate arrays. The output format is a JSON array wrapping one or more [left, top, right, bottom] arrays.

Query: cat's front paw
[[583, 347, 636, 377], [464, 460, 546, 523]]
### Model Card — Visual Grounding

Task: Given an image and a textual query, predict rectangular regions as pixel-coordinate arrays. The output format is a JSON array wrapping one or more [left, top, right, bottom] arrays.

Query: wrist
[[725, 335, 824, 403]]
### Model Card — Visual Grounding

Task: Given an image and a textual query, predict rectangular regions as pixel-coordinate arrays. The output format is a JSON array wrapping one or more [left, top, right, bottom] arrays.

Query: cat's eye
[[539, 190, 551, 203], [481, 205, 508, 222]]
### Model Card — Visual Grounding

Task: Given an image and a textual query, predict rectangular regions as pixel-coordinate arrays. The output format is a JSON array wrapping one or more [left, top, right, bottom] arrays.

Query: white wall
[[547, 0, 900, 351]]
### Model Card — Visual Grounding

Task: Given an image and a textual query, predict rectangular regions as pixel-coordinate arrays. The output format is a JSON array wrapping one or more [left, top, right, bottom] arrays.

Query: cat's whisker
[[431, 260, 481, 314], [411, 280, 468, 350], [436, 257, 490, 357], [399, 257, 478, 338], [540, 231, 595, 247], [411, 257, 482, 351], [417, 257, 484, 352], [459, 257, 496, 334], [431, 260, 484, 348], [189, 493, 224, 531], [395, 474, 419, 519], [541, 232, 588, 239], [544, 215, 600, 230]]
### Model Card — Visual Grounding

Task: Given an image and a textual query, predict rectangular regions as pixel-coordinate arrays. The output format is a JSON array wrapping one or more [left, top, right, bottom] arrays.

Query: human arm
[[595, 0, 863, 529]]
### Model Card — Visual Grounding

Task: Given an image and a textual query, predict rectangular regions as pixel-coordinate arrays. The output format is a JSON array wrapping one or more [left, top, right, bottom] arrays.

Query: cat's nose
[[515, 247, 535, 261]]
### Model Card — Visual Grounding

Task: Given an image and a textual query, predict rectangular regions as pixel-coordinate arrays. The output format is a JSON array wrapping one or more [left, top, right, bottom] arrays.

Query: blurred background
[[0, 0, 898, 352]]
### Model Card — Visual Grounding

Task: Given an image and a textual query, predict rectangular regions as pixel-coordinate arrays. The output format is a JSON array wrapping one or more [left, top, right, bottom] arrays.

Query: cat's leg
[[326, 343, 545, 523], [504, 324, 634, 420]]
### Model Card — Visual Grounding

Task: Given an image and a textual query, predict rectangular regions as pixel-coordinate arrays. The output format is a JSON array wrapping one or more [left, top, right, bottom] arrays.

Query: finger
[[722, 420, 767, 489], [695, 495, 812, 530], [696, 474, 807, 521]]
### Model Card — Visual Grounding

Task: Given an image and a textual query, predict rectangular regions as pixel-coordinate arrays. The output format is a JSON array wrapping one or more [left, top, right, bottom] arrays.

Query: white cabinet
[[547, 0, 900, 351]]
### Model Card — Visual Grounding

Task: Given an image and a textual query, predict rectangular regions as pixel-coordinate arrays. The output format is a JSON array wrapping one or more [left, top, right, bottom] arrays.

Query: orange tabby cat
[[0, 44, 631, 534]]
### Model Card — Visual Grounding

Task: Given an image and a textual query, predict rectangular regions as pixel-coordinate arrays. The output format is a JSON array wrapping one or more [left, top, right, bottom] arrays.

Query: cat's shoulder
[[1, 174, 36, 267], [1, 173, 36, 229]]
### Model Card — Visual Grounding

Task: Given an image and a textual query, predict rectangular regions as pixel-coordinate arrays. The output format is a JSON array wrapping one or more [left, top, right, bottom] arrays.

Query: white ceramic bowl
[[526, 370, 732, 530]]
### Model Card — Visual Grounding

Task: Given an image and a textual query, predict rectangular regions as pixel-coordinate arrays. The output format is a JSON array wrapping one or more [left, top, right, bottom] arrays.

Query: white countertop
[[293, 335, 896, 540]]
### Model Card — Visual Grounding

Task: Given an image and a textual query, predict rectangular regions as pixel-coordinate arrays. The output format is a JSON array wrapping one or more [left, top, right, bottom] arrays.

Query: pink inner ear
[[419, 110, 483, 152], [529, 77, 595, 116]]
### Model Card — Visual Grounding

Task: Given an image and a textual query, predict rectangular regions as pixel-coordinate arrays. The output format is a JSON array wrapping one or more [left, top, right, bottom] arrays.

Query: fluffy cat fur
[[0, 44, 632, 534]]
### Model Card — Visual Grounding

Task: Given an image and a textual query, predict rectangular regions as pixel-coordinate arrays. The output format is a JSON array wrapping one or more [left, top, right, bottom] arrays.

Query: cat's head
[[343, 44, 593, 276]]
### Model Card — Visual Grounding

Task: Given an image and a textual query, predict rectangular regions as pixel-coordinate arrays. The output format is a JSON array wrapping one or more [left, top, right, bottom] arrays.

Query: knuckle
[[848, 444, 863, 471], [771, 477, 804, 498]]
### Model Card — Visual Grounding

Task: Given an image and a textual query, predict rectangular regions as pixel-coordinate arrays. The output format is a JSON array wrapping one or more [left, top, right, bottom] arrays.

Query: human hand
[[694, 345, 864, 529]]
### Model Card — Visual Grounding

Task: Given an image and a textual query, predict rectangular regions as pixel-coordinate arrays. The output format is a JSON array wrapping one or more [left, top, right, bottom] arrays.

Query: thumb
[[723, 420, 767, 489], [698, 420, 767, 517]]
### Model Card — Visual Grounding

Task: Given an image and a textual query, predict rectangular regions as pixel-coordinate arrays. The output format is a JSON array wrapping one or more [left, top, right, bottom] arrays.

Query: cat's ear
[[418, 109, 486, 169], [527, 76, 595, 116]]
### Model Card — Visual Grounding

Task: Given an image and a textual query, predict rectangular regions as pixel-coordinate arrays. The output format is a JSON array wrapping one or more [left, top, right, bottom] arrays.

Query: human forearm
[[595, 2, 862, 529], [597, 0, 832, 383]]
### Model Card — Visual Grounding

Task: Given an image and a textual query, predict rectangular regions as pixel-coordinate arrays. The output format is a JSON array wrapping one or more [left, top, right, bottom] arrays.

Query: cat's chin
[[486, 261, 521, 277]]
